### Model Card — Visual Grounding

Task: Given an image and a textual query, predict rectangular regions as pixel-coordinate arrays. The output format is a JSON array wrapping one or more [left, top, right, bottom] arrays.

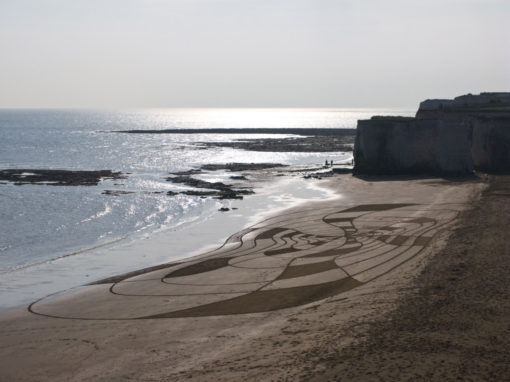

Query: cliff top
[[370, 116, 415, 121], [418, 92, 510, 113]]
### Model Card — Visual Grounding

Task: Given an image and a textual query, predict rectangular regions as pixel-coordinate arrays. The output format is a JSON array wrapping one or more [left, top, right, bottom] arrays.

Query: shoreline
[[0, 171, 339, 310]]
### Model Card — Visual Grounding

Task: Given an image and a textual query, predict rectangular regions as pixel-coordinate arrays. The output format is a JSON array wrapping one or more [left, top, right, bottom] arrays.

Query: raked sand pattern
[[29, 203, 460, 320]]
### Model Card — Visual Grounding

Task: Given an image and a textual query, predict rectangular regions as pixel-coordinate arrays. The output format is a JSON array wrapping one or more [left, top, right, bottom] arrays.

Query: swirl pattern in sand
[[28, 203, 458, 319]]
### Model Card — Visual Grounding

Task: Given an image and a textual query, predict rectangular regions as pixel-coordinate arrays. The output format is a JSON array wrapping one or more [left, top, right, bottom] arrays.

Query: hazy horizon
[[1, 0, 509, 109], [0, 106, 415, 111]]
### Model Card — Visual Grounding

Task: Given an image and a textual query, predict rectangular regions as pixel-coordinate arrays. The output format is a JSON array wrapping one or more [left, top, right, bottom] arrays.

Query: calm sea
[[0, 108, 412, 307]]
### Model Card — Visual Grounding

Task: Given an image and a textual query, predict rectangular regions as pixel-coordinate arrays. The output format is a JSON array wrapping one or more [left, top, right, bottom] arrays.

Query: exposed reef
[[116, 128, 355, 137], [170, 163, 286, 176], [0, 169, 126, 186], [102, 190, 135, 196], [199, 163, 287, 171], [166, 163, 276, 199], [354, 92, 510, 175], [166, 175, 254, 200], [115, 128, 356, 153], [98, 163, 294, 200], [196, 136, 353, 153]]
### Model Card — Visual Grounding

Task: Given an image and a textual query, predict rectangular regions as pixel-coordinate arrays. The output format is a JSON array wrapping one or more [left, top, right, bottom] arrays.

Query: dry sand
[[2, 174, 506, 381]]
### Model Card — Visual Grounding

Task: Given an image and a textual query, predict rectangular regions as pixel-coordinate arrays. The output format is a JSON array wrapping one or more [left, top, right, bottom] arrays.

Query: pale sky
[[0, 0, 509, 108]]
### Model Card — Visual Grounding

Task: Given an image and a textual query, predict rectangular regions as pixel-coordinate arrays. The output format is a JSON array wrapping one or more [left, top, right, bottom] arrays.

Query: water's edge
[[0, 174, 339, 310]]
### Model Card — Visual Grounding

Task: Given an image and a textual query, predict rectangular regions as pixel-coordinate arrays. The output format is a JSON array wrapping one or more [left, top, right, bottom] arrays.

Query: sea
[[0, 108, 412, 309]]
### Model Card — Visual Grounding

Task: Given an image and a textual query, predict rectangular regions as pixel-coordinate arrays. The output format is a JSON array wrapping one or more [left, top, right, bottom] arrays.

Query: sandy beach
[[2, 0, 508, 379], [2, 173, 508, 381]]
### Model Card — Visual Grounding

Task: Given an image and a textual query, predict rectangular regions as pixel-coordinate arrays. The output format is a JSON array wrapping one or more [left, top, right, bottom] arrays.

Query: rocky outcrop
[[199, 163, 286, 171], [166, 176, 254, 199], [354, 93, 510, 175], [197, 136, 354, 153], [0, 169, 126, 186], [116, 129, 356, 153], [170, 163, 286, 176], [117, 128, 356, 137]]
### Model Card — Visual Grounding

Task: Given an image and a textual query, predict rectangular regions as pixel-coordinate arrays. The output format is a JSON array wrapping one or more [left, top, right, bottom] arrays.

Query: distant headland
[[354, 92, 510, 175]]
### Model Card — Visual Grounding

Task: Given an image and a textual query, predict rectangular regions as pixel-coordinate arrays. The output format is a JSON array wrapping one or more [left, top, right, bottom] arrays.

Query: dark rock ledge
[[166, 176, 254, 200], [196, 136, 354, 153], [113, 128, 356, 153], [115, 128, 355, 137], [166, 162, 287, 199], [170, 162, 287, 176], [0, 169, 126, 186]]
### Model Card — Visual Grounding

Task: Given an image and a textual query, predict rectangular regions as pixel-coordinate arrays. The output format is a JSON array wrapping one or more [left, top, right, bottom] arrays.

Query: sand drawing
[[29, 203, 458, 320]]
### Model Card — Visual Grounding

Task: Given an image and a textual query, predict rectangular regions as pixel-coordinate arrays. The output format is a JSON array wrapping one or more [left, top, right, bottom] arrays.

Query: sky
[[0, 0, 509, 108]]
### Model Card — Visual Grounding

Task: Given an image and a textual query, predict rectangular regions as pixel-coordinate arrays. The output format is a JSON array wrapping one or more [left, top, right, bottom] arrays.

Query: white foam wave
[[81, 204, 112, 223]]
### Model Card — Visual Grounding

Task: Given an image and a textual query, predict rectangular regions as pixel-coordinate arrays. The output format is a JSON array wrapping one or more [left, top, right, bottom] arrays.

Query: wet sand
[[1, 174, 503, 381], [0, 173, 337, 310]]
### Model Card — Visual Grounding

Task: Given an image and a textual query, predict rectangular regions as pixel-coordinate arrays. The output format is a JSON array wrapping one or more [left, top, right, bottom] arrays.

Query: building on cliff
[[353, 93, 510, 175]]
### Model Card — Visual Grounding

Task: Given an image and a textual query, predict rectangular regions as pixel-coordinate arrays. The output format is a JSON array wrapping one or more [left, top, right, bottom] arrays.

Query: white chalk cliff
[[354, 93, 510, 175]]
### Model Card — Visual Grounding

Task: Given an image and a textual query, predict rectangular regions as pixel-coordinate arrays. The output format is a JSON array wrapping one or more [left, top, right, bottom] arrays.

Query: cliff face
[[353, 93, 510, 175], [354, 119, 473, 175], [471, 118, 510, 172]]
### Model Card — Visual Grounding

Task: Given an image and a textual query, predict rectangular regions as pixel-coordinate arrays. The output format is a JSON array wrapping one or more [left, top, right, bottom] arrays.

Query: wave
[[81, 204, 112, 223]]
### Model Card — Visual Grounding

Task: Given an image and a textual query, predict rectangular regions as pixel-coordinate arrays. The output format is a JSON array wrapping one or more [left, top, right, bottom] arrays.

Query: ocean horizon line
[[0, 106, 415, 112]]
